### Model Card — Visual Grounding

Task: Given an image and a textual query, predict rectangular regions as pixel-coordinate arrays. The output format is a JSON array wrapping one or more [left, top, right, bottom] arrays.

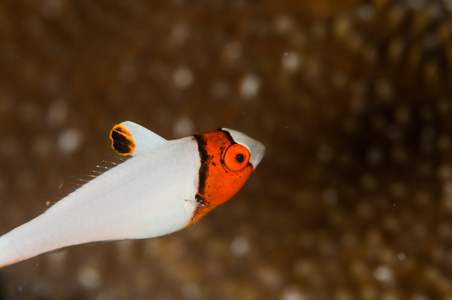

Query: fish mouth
[[249, 140, 265, 169]]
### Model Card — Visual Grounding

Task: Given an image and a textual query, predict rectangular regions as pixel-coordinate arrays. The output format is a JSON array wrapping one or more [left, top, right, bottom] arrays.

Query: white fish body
[[0, 121, 265, 268]]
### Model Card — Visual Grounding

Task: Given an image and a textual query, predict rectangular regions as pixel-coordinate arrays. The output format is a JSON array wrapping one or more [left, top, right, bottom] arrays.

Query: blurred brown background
[[1, 0, 452, 299]]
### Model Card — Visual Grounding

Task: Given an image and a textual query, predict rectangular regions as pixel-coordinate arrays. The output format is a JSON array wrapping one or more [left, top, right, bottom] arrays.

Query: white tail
[[0, 233, 21, 268]]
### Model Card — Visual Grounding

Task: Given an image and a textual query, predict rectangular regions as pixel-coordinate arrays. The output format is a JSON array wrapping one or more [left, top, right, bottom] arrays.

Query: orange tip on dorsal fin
[[110, 121, 167, 156]]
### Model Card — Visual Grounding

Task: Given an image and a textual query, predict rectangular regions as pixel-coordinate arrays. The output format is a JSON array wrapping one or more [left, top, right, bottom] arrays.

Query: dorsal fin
[[110, 121, 167, 156]]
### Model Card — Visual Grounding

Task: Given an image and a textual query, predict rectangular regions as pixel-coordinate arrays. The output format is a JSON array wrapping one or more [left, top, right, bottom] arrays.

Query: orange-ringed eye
[[223, 144, 250, 171]]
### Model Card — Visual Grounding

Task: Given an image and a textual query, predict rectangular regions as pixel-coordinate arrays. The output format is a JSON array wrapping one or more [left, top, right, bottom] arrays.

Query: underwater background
[[1, 0, 452, 299]]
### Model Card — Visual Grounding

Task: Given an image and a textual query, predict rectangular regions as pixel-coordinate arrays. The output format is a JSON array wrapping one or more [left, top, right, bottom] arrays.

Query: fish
[[0, 121, 265, 268]]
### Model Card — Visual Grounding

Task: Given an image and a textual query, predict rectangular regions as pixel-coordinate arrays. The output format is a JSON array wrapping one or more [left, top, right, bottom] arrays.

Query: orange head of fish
[[190, 129, 254, 224]]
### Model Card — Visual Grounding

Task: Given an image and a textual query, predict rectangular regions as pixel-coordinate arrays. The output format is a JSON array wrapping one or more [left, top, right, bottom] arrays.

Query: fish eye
[[223, 144, 250, 171]]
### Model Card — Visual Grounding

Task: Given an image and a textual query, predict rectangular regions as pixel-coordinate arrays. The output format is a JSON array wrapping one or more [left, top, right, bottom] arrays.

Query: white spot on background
[[281, 51, 300, 73], [78, 267, 101, 289], [373, 265, 393, 283], [356, 4, 375, 21], [274, 14, 294, 34], [58, 128, 83, 153], [46, 251, 67, 270], [280, 285, 307, 300], [173, 116, 195, 138], [173, 66, 194, 89], [230, 235, 250, 256], [240, 73, 260, 100], [397, 252, 406, 261], [257, 265, 282, 289]]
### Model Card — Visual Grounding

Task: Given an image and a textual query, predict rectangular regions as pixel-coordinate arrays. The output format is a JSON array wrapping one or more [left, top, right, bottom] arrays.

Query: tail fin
[[0, 234, 23, 268]]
